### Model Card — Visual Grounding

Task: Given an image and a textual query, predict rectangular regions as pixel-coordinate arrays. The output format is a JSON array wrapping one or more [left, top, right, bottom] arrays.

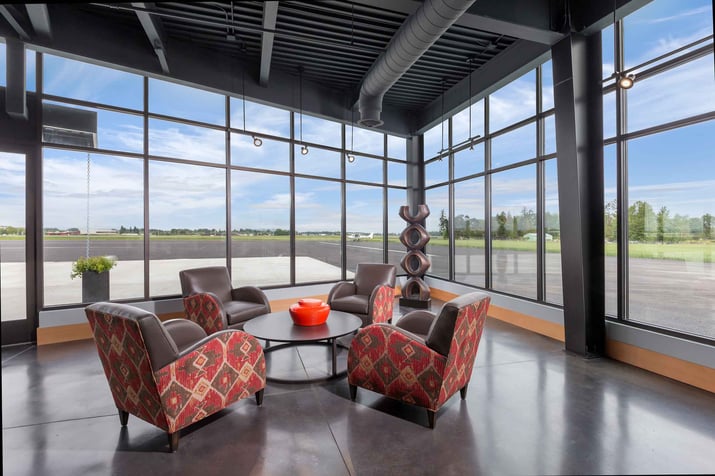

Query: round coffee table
[[243, 310, 362, 384]]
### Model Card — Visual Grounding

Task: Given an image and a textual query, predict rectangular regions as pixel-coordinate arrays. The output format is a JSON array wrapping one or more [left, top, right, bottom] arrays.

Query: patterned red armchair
[[85, 302, 266, 452], [180, 266, 271, 335], [327, 263, 396, 327], [347, 292, 490, 428]]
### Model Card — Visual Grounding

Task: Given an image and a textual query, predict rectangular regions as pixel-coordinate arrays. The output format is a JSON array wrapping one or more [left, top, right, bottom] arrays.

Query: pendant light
[[439, 78, 446, 161], [241, 72, 262, 147], [468, 57, 475, 150], [346, 107, 356, 163], [299, 66, 308, 156], [613, 0, 636, 89]]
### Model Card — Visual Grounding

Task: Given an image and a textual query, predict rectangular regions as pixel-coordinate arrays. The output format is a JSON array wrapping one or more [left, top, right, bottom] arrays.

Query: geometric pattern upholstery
[[86, 303, 265, 449], [347, 293, 489, 425], [183, 293, 227, 336], [370, 285, 396, 325]]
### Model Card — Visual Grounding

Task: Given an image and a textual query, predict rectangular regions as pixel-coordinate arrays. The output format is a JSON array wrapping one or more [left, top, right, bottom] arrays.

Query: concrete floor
[[3, 306, 715, 475]]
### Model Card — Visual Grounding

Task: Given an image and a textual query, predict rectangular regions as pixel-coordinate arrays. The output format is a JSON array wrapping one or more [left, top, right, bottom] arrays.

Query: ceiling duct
[[358, 0, 476, 127]]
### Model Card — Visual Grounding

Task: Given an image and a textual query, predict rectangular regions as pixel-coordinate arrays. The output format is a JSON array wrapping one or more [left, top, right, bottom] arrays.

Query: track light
[[618, 73, 635, 89], [253, 136, 263, 147], [301, 145, 309, 155], [346, 153, 356, 163]]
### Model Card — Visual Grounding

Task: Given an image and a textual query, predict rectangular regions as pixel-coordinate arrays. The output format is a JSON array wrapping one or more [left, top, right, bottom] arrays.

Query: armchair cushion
[[163, 319, 208, 352], [354, 263, 396, 296], [395, 310, 435, 339], [224, 300, 270, 327], [330, 295, 369, 315]]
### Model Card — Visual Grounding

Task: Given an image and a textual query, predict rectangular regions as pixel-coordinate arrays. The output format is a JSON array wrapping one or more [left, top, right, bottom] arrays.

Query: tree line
[[437, 208, 560, 240]]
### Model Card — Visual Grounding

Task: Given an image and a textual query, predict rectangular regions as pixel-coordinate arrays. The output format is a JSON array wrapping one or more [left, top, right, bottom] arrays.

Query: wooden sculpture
[[398, 204, 431, 308]]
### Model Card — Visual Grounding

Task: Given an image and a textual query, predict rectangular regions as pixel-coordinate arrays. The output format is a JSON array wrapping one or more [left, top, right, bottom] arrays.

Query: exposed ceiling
[[0, 1, 640, 134]]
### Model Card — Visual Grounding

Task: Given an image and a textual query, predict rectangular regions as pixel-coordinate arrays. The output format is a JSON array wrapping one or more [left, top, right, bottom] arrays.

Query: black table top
[[243, 310, 362, 343]]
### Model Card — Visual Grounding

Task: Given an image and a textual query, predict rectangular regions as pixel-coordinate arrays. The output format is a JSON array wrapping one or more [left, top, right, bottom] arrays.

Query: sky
[[0, 0, 713, 233]]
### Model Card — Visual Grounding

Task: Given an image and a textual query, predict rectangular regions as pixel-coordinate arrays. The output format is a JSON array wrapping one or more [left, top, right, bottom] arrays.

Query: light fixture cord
[[351, 107, 354, 151], [242, 71, 246, 130], [441, 79, 445, 154], [299, 68, 303, 143], [468, 58, 472, 141]]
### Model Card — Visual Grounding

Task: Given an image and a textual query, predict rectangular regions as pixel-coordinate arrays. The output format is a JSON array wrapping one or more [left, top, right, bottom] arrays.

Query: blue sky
[[0, 0, 712, 233]]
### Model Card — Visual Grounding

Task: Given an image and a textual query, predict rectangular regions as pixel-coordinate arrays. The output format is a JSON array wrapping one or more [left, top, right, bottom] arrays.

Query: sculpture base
[[399, 297, 432, 309]]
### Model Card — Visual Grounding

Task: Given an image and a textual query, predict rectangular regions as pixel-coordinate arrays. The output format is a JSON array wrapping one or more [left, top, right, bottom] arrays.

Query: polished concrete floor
[[3, 309, 715, 475]]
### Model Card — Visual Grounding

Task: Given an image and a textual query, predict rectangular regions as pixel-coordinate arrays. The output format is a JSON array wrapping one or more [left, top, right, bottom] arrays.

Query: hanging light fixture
[[346, 107, 356, 163], [241, 72, 262, 147], [299, 66, 309, 156], [612, 0, 636, 90], [438, 78, 446, 161], [467, 57, 475, 150]]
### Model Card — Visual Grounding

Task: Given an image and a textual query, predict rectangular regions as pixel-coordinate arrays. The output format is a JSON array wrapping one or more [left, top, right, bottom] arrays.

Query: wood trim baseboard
[[606, 339, 715, 393]]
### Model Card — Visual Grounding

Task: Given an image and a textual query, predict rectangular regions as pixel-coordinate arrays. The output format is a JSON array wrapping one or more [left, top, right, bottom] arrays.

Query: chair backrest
[[425, 292, 490, 357], [85, 302, 179, 430], [354, 263, 396, 296], [179, 266, 233, 303]]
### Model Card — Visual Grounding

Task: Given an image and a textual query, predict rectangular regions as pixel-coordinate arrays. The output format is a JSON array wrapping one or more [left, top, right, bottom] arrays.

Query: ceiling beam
[[259, 1, 279, 87], [26, 4, 51, 40], [0, 5, 31, 41], [131, 2, 170, 74]]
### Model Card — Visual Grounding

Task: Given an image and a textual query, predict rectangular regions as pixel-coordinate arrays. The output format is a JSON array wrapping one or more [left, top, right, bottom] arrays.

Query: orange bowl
[[298, 298, 323, 308], [289, 302, 330, 326]]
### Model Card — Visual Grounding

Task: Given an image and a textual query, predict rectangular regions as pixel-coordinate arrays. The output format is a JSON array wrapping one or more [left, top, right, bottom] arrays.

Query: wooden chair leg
[[349, 384, 357, 401], [255, 389, 264, 406], [118, 409, 129, 426], [168, 432, 180, 452], [427, 410, 436, 429], [460, 383, 469, 400]]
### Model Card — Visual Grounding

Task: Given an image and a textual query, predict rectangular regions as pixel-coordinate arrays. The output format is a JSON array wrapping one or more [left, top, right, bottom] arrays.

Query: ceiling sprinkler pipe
[[357, 0, 476, 127]]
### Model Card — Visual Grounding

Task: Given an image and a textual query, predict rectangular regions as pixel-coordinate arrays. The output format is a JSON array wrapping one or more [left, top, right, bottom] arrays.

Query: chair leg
[[460, 383, 469, 400], [349, 384, 357, 401], [118, 409, 129, 426], [427, 410, 436, 429], [168, 432, 180, 452], [255, 389, 264, 406]]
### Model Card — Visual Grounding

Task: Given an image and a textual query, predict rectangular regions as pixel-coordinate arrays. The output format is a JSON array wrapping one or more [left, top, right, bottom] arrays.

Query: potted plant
[[71, 256, 117, 303]]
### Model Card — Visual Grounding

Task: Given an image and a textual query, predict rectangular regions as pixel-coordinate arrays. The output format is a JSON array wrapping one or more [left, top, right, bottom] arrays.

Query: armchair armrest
[[367, 284, 395, 324], [183, 292, 228, 335], [232, 286, 271, 311], [163, 319, 207, 352], [348, 324, 447, 409], [327, 281, 356, 304], [154, 330, 266, 433], [395, 310, 435, 337]]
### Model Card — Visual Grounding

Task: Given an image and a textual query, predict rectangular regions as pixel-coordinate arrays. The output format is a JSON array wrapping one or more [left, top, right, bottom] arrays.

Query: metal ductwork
[[358, 0, 476, 127]]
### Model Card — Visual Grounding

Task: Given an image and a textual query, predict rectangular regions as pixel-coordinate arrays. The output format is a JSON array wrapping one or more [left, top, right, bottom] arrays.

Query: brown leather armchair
[[180, 266, 271, 335], [327, 263, 396, 327], [85, 302, 266, 452], [347, 292, 490, 428]]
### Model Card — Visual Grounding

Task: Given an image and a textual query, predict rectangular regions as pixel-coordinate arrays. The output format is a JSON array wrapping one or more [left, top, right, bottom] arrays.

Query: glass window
[[452, 99, 485, 146], [544, 114, 556, 155], [425, 187, 450, 279], [388, 160, 406, 187], [541, 60, 554, 111], [423, 120, 447, 160], [603, 91, 616, 140], [294, 145, 340, 179], [231, 133, 288, 172], [352, 126, 384, 156], [43, 54, 143, 110], [295, 178, 341, 283], [149, 161, 226, 296], [626, 55, 715, 133], [26, 48, 35, 92], [0, 152, 26, 321], [231, 171, 290, 287], [295, 113, 341, 148], [346, 155, 383, 184], [388, 188, 407, 273], [43, 101, 143, 154], [604, 144, 618, 317], [346, 184, 384, 272], [489, 70, 536, 133], [626, 121, 715, 339], [425, 157, 449, 186], [491, 165, 537, 299], [454, 178, 485, 287], [0, 42, 4, 88], [231, 98, 291, 138], [491, 122, 536, 168], [623, 0, 713, 71], [149, 118, 225, 164], [388, 135, 406, 160], [149, 78, 224, 125], [544, 159, 562, 305], [454, 143, 484, 179], [43, 149, 144, 305], [602, 23, 615, 81]]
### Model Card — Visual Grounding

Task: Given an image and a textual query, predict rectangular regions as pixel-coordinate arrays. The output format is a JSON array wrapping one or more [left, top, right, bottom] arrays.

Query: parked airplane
[[349, 232, 374, 241]]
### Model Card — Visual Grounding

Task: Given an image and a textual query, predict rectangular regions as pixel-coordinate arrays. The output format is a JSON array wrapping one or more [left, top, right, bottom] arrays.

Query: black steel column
[[551, 31, 606, 357], [406, 136, 425, 217]]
